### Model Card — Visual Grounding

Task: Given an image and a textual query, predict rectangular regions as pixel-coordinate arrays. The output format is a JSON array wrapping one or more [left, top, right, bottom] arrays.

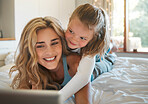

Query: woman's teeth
[[44, 57, 55, 61]]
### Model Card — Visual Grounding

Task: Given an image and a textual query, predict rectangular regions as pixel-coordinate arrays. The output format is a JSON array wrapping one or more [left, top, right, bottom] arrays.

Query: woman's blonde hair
[[69, 3, 110, 57], [10, 16, 68, 90]]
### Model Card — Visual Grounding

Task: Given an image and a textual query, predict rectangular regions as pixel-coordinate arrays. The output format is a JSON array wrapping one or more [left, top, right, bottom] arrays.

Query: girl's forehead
[[69, 17, 94, 37]]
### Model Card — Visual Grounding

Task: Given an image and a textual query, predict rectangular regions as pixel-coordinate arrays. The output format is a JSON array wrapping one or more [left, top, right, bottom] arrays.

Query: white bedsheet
[[65, 57, 148, 104], [0, 63, 15, 89], [0, 57, 148, 104]]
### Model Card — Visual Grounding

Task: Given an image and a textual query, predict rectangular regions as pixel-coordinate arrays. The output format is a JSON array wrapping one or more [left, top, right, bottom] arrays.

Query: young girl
[[60, 3, 115, 101], [9, 16, 92, 103]]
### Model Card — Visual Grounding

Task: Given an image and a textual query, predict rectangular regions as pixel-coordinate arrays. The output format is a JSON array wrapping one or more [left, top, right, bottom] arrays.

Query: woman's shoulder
[[66, 53, 81, 75], [66, 53, 81, 64]]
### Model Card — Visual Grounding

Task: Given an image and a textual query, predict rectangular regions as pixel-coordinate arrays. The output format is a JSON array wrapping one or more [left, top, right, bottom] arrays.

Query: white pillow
[[4, 52, 15, 65]]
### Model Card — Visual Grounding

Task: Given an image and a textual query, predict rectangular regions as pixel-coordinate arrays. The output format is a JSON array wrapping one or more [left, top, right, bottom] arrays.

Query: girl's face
[[36, 28, 62, 71], [65, 17, 94, 49]]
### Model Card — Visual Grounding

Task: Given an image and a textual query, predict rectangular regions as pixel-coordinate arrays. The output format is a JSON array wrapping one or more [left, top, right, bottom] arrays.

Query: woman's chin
[[45, 66, 59, 72]]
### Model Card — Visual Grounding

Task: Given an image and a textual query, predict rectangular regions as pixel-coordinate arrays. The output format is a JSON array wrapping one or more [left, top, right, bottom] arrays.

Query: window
[[111, 0, 124, 52], [128, 0, 148, 52], [93, 0, 148, 53]]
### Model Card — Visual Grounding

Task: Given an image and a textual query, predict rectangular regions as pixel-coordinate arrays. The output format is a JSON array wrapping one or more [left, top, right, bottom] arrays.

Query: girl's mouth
[[69, 40, 77, 46]]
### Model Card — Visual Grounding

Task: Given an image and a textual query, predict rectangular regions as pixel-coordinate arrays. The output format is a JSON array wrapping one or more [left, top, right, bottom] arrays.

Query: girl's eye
[[80, 37, 86, 40], [51, 42, 58, 45], [36, 45, 44, 48], [69, 29, 74, 34]]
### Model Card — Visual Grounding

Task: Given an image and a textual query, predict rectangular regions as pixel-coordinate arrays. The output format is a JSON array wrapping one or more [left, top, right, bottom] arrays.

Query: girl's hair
[[10, 16, 68, 90], [69, 3, 110, 57]]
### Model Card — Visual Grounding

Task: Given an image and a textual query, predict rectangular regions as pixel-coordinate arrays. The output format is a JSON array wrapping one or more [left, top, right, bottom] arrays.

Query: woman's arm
[[75, 82, 92, 104], [59, 55, 95, 101]]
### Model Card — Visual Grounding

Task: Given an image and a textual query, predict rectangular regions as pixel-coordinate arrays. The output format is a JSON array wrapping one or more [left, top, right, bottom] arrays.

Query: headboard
[[0, 53, 7, 67], [0, 52, 15, 67]]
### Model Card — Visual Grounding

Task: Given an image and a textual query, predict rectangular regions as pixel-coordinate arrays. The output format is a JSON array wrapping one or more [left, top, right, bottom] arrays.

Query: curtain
[[92, 0, 114, 36]]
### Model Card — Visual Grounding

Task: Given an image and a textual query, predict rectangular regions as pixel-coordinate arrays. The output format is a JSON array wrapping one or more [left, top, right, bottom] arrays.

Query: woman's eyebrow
[[36, 42, 44, 44], [36, 38, 60, 44], [51, 38, 60, 42]]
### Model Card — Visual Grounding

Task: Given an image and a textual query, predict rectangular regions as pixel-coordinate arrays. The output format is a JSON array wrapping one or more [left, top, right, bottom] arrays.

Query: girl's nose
[[72, 35, 79, 42]]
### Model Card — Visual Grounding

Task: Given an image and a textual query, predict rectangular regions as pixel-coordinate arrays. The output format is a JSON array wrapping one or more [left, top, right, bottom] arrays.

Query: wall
[[75, 0, 92, 7], [15, 0, 75, 45], [0, 0, 15, 38], [0, 0, 16, 55], [0, 0, 1, 31], [59, 0, 75, 30], [0, 0, 75, 55]]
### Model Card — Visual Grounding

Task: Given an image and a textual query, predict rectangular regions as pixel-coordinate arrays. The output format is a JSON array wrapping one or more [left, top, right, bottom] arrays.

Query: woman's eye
[[51, 42, 58, 45], [80, 37, 86, 40], [36, 45, 44, 48], [69, 29, 74, 34]]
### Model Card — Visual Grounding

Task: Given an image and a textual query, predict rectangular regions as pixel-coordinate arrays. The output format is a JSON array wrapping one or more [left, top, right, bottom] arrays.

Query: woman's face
[[36, 28, 62, 71]]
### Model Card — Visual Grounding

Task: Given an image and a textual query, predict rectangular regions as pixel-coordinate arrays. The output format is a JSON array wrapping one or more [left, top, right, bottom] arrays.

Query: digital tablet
[[0, 89, 63, 104]]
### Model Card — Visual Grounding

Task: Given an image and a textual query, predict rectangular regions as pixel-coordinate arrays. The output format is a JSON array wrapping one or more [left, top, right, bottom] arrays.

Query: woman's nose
[[44, 46, 54, 54]]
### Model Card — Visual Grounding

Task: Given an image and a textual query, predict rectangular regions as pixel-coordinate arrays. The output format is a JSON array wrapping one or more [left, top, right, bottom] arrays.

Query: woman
[[9, 16, 92, 104]]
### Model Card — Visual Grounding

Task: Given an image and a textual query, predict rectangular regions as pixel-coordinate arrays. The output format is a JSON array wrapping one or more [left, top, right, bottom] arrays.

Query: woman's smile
[[43, 56, 56, 61]]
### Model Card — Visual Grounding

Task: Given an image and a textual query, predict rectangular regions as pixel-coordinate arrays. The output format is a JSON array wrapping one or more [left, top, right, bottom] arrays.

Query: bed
[[0, 52, 148, 104]]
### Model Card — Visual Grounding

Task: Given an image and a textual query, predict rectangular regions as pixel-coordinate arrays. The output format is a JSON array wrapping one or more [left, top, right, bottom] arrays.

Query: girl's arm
[[59, 55, 95, 101], [75, 82, 92, 104]]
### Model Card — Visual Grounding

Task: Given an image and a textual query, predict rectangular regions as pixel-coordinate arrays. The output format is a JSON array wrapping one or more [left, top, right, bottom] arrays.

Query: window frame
[[123, 0, 148, 54]]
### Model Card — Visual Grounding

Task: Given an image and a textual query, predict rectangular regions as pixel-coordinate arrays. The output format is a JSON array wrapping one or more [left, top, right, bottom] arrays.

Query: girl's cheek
[[66, 31, 72, 38], [66, 34, 70, 38], [65, 31, 68, 37], [80, 42, 85, 48], [81, 41, 88, 48]]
